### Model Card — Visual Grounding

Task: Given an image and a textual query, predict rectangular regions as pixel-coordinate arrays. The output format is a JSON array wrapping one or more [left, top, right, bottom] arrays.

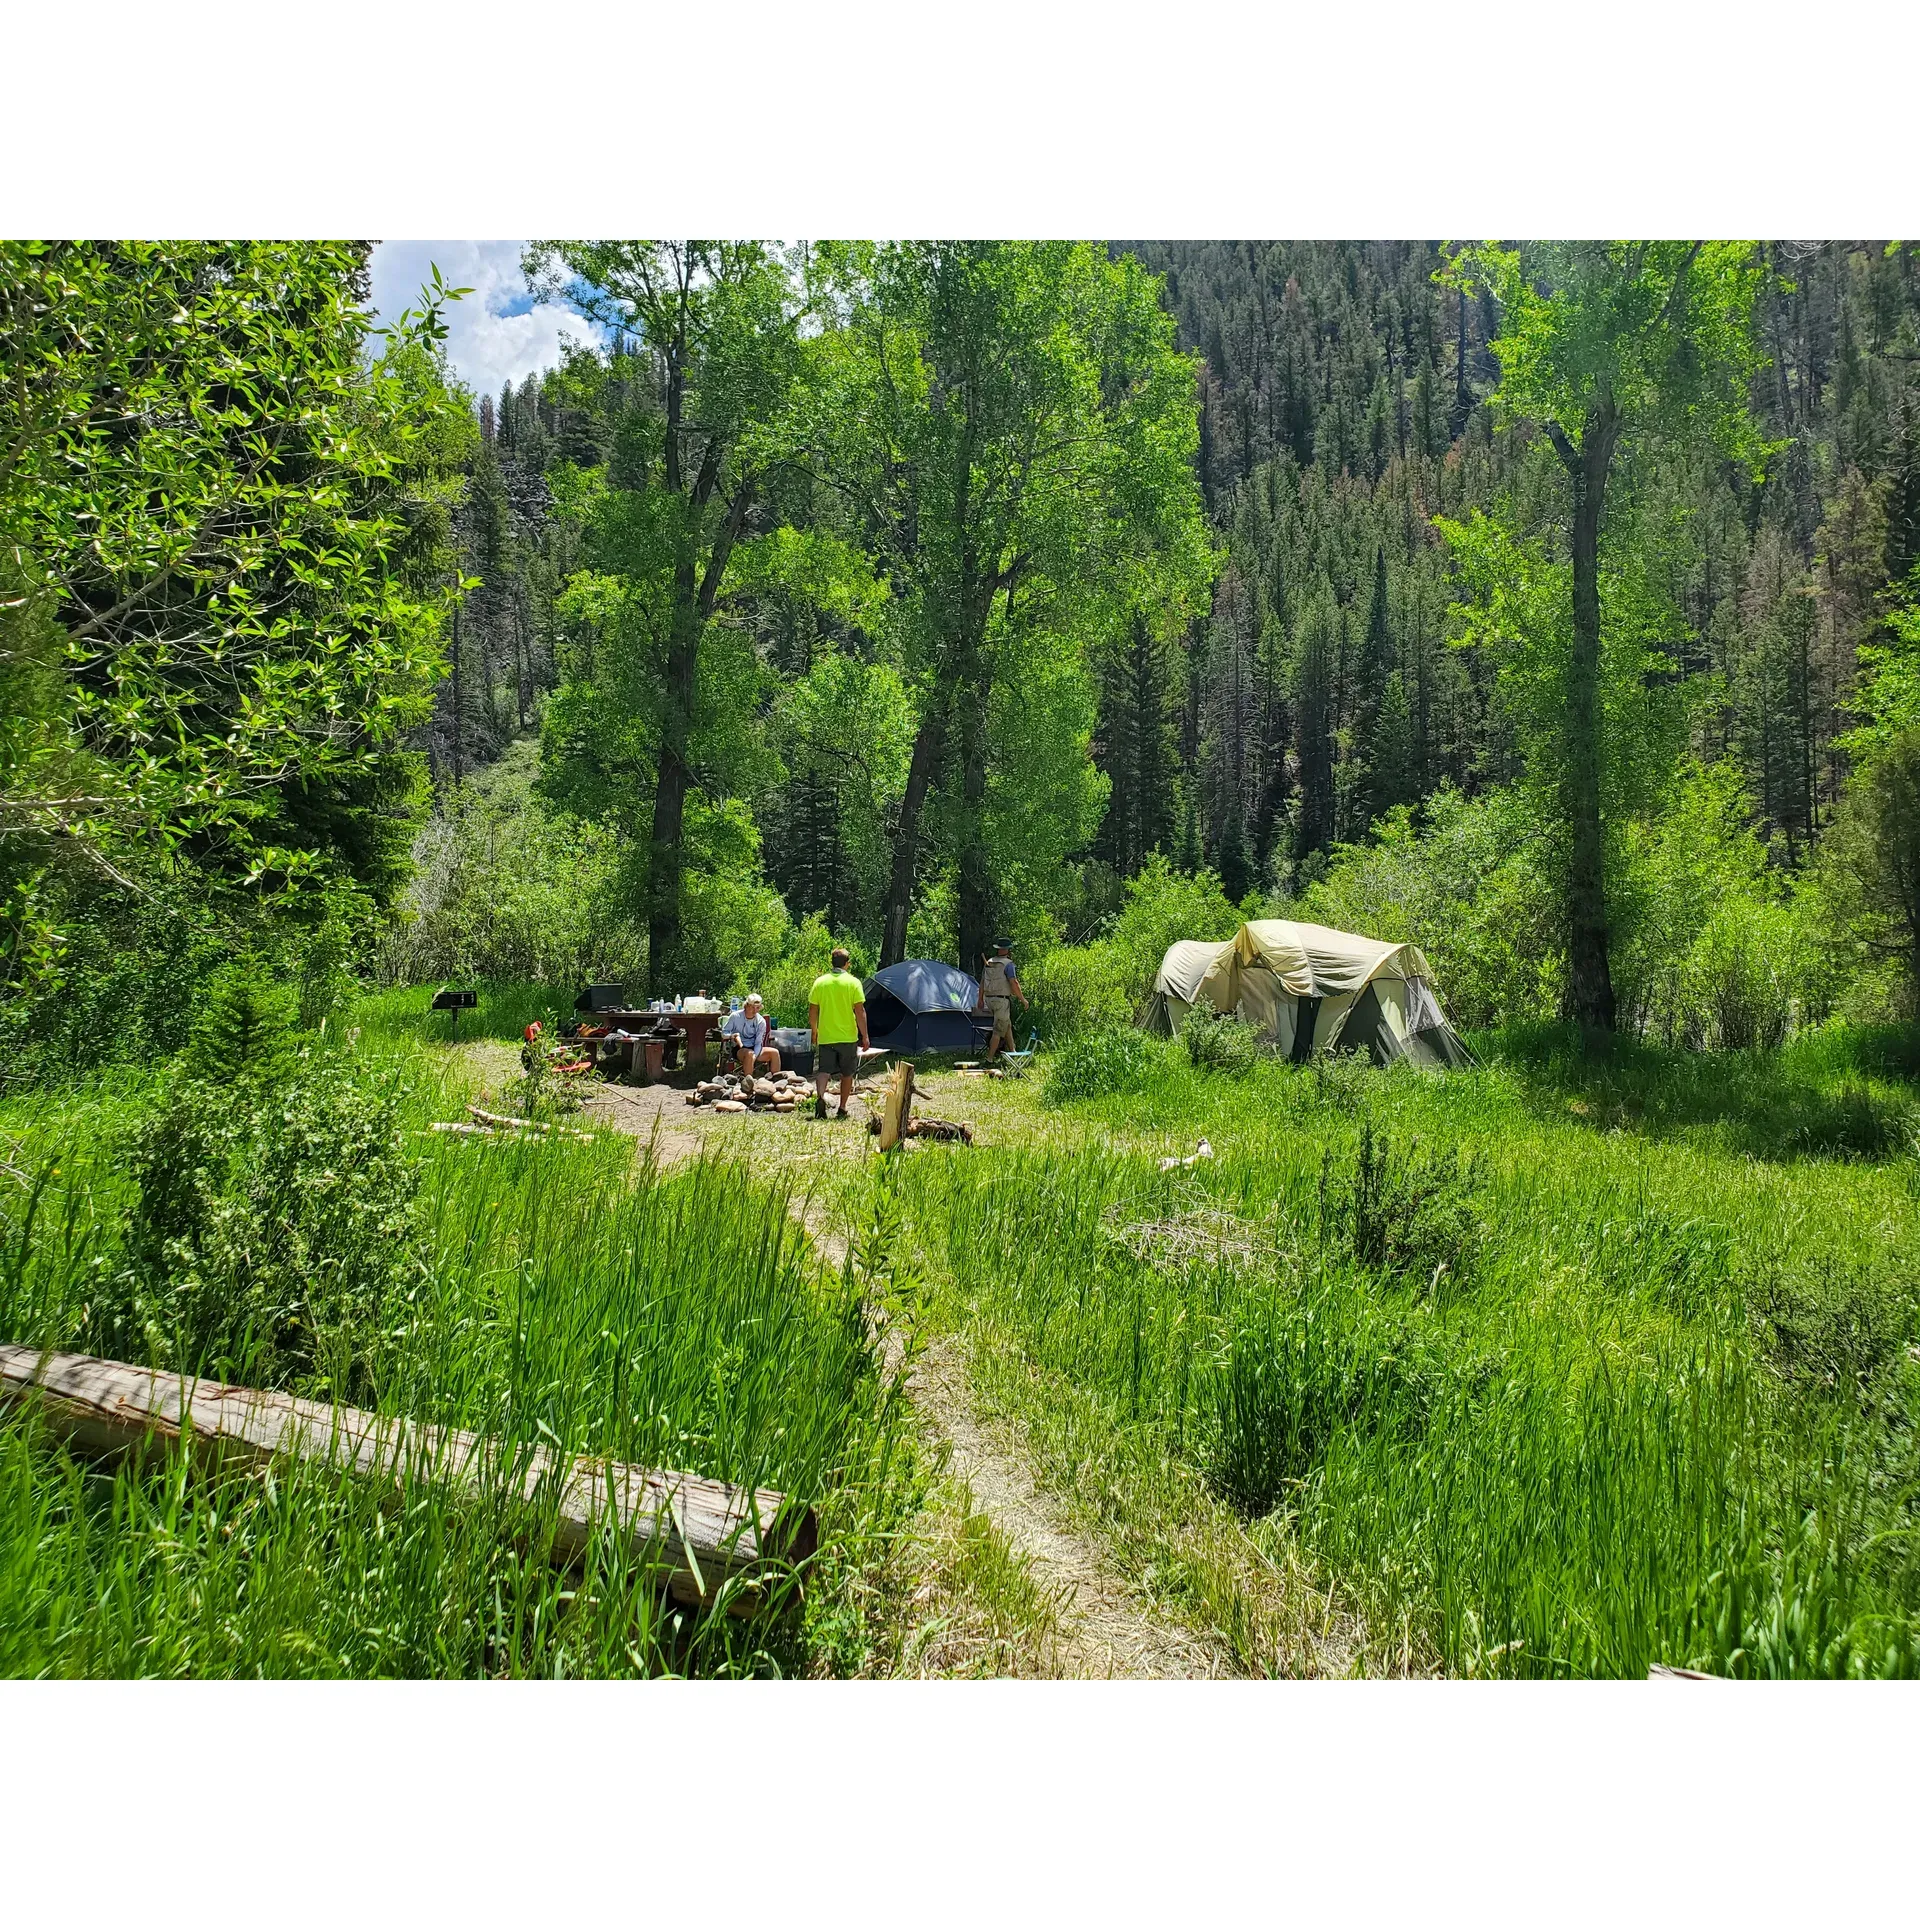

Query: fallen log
[[866, 1112, 973, 1145], [0, 1345, 815, 1616], [466, 1104, 597, 1141]]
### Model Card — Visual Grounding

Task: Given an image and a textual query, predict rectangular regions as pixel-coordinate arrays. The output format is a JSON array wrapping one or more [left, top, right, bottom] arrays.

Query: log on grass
[[0, 1345, 815, 1615]]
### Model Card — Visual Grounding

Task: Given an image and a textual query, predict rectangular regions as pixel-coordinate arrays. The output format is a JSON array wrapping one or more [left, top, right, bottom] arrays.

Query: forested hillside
[[8, 240, 1920, 1072], [379, 238, 1920, 1046], [1120, 240, 1920, 890]]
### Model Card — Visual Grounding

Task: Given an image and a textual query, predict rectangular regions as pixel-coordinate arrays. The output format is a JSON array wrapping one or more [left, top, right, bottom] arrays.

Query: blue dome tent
[[864, 960, 990, 1054]]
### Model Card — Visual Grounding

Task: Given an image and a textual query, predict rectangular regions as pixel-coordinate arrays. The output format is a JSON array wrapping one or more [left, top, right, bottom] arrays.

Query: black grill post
[[431, 988, 478, 1037]]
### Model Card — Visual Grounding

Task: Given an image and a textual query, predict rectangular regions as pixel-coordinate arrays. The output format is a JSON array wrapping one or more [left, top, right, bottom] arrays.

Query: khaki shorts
[[986, 999, 1013, 1044]]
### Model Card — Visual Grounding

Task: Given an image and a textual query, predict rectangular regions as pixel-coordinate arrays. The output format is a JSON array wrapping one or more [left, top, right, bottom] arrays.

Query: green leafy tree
[[1819, 570, 1920, 1007], [0, 241, 469, 1000], [801, 242, 1216, 968], [526, 242, 805, 991], [1446, 242, 1772, 1031]]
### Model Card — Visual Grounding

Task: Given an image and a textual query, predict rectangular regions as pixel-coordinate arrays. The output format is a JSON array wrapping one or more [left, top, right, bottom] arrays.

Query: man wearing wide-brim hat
[[978, 938, 1027, 1063]]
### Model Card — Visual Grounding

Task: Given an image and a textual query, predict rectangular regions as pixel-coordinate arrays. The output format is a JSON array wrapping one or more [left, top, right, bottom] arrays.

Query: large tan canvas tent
[[1138, 920, 1473, 1069]]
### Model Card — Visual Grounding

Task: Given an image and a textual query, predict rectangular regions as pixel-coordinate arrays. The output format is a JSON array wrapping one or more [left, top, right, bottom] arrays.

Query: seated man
[[721, 992, 780, 1079]]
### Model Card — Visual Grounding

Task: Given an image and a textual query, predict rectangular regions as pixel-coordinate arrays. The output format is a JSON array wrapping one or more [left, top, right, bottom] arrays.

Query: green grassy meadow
[[4, 996, 1918, 1678], [0, 1028, 919, 1678], [882, 1025, 1920, 1676]]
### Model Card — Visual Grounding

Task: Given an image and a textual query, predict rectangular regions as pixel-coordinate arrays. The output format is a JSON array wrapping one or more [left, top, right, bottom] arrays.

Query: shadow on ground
[[1482, 1022, 1920, 1161]]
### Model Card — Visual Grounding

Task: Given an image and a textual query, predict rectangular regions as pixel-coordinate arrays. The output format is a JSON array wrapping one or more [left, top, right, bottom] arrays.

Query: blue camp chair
[[999, 1029, 1038, 1078]]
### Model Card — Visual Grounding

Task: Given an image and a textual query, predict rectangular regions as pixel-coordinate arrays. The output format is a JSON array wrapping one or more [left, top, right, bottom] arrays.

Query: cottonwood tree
[[526, 242, 803, 992], [1447, 242, 1771, 1032], [802, 241, 1214, 969]]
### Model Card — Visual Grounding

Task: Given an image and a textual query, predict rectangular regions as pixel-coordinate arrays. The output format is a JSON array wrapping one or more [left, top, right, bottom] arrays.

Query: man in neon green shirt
[[807, 946, 869, 1120]]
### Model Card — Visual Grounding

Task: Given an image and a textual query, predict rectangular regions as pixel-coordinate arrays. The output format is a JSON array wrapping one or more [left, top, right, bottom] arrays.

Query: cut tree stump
[[0, 1344, 815, 1615], [876, 1060, 915, 1152]]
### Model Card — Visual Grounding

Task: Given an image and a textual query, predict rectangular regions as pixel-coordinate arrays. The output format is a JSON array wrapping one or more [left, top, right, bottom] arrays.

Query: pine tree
[[188, 961, 301, 1086], [1410, 364, 1437, 457], [1292, 592, 1337, 859], [1349, 545, 1399, 828], [1176, 788, 1201, 874], [1364, 377, 1392, 481], [1093, 614, 1179, 875], [1888, 392, 1920, 586], [1367, 675, 1417, 815], [1215, 804, 1252, 903]]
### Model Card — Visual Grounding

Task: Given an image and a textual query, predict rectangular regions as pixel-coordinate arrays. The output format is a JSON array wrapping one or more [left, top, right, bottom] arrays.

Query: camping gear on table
[[569, 990, 723, 1080], [863, 959, 991, 1054], [1139, 920, 1474, 1069]]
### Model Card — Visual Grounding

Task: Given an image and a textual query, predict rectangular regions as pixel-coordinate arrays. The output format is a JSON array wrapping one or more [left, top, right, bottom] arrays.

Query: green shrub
[[1750, 1252, 1916, 1403], [1025, 938, 1135, 1039], [1206, 1279, 1447, 1513], [0, 875, 232, 1093], [1317, 1121, 1486, 1290], [1289, 788, 1560, 1030], [757, 914, 873, 1030], [186, 960, 303, 1087], [1304, 1050, 1376, 1114], [1041, 1027, 1161, 1105], [373, 741, 644, 989], [1182, 1000, 1260, 1074], [294, 915, 360, 1032], [97, 1060, 424, 1398], [1108, 854, 1241, 1000]]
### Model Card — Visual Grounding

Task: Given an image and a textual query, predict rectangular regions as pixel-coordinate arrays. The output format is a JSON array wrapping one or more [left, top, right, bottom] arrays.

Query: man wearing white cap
[[722, 993, 780, 1078]]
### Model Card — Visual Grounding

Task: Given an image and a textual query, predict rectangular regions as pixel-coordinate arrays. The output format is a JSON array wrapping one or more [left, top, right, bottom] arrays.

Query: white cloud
[[367, 240, 599, 396]]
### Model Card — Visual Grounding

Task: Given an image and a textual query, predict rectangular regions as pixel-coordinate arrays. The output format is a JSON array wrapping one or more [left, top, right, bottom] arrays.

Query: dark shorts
[[816, 1041, 860, 1076]]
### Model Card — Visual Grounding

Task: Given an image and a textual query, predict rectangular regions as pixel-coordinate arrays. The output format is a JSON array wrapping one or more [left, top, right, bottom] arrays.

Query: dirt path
[[585, 1075, 1222, 1678], [904, 1331, 1226, 1677]]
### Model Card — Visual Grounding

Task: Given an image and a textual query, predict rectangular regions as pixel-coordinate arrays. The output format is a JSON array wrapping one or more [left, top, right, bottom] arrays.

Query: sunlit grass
[[883, 1024, 1920, 1676], [0, 1032, 919, 1678]]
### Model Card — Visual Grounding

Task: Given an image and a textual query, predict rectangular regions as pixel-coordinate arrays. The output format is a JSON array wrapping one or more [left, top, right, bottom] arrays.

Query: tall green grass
[[353, 980, 583, 1048], [891, 1033, 1920, 1677], [0, 1051, 916, 1677]]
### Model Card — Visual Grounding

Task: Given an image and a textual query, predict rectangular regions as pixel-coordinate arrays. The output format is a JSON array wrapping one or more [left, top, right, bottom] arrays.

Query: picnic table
[[582, 1009, 724, 1083]]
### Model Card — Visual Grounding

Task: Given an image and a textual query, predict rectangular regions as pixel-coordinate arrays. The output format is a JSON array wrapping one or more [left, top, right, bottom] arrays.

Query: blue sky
[[367, 241, 598, 396]]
